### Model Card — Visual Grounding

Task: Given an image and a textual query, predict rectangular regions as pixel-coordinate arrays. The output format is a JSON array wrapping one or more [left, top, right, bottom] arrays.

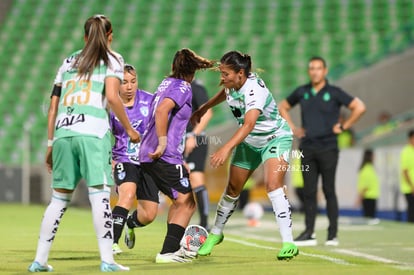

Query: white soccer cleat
[[155, 252, 192, 263], [175, 247, 197, 259]]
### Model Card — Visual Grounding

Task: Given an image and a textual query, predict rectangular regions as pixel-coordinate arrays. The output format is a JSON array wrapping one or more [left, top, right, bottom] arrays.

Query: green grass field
[[1, 203, 413, 274]]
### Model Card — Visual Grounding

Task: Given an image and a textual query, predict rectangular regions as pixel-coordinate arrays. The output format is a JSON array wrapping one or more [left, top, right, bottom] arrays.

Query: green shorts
[[52, 132, 113, 190], [231, 135, 293, 171]]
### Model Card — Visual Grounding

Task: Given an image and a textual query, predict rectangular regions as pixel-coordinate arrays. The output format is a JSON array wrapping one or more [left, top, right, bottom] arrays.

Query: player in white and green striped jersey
[[192, 51, 298, 260], [28, 15, 138, 273]]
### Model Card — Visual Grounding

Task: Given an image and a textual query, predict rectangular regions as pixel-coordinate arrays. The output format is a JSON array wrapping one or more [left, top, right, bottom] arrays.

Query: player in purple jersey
[[126, 48, 214, 263], [109, 64, 159, 254]]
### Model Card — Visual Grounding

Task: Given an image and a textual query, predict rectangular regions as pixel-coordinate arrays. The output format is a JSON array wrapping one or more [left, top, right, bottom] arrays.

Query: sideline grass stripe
[[225, 236, 353, 266]]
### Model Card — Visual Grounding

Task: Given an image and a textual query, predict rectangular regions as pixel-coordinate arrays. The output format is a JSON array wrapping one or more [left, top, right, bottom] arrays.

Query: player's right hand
[[148, 136, 167, 160], [292, 127, 306, 138], [128, 129, 141, 143]]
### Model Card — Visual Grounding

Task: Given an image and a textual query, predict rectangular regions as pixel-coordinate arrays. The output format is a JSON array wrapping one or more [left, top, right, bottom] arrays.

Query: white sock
[[34, 190, 71, 265], [268, 187, 294, 243], [210, 193, 239, 235], [88, 186, 114, 264]]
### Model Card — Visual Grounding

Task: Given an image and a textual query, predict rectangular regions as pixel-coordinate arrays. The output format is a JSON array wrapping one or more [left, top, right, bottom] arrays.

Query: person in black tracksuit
[[185, 80, 213, 229], [279, 56, 366, 246]]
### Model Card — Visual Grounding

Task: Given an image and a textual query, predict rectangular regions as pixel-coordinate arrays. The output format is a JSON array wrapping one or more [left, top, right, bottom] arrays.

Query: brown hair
[[124, 64, 136, 76], [170, 48, 214, 80], [75, 14, 118, 79]]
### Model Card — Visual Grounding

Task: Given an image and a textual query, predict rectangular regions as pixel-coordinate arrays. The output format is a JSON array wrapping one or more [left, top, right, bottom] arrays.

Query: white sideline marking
[[334, 249, 414, 271], [225, 237, 352, 266], [334, 249, 399, 264]]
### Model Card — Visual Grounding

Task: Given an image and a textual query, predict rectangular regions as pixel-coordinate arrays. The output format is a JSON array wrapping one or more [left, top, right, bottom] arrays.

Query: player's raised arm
[[106, 76, 140, 143], [191, 88, 225, 126]]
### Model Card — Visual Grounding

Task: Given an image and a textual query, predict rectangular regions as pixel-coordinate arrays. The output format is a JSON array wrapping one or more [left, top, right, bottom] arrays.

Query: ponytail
[[170, 48, 215, 80], [75, 15, 117, 79]]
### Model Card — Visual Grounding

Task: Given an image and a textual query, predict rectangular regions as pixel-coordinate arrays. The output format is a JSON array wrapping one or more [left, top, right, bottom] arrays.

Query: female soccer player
[[136, 48, 214, 263], [192, 51, 299, 260], [110, 64, 159, 254], [28, 15, 138, 272]]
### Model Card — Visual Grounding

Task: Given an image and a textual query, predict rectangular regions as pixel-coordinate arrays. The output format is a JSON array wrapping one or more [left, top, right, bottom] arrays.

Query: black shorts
[[186, 136, 208, 172], [113, 162, 159, 203], [141, 159, 192, 200]]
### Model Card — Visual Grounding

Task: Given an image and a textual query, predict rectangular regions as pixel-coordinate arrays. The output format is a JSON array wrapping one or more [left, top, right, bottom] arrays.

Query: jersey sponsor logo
[[249, 90, 254, 96], [127, 138, 139, 154], [56, 113, 86, 129], [247, 100, 256, 107], [128, 156, 140, 163], [267, 134, 277, 142], [140, 106, 149, 117], [132, 120, 142, 129], [180, 177, 190, 188]]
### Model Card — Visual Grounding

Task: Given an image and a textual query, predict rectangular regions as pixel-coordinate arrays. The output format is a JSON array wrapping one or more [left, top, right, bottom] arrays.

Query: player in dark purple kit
[[127, 48, 214, 263], [110, 64, 159, 254]]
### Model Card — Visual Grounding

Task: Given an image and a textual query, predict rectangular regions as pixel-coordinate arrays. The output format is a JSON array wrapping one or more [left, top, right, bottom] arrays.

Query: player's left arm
[[210, 109, 260, 168], [45, 85, 61, 172], [334, 97, 366, 134], [148, 98, 176, 160]]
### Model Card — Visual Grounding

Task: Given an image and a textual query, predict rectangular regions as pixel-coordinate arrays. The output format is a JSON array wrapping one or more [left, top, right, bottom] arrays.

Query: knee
[[177, 194, 196, 214], [140, 208, 158, 225], [186, 196, 197, 213]]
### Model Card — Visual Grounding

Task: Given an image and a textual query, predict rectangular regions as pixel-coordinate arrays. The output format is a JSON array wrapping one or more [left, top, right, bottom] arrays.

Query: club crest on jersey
[[180, 177, 189, 188], [118, 171, 126, 180], [140, 106, 149, 117]]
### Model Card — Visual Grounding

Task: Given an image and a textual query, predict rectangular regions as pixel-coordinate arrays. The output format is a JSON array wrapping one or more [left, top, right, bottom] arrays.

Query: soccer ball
[[180, 225, 208, 252], [243, 202, 264, 220]]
